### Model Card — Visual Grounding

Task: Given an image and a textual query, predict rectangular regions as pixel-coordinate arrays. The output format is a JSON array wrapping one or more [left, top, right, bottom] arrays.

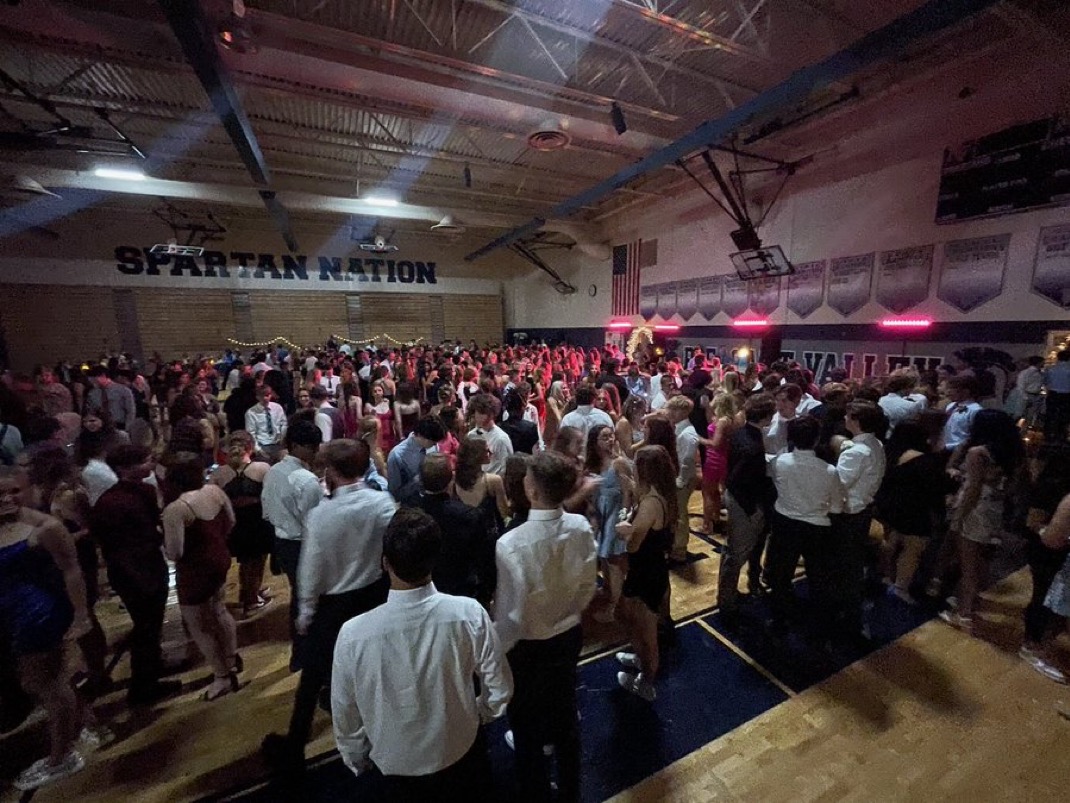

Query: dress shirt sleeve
[[827, 465, 844, 515], [245, 408, 259, 441], [386, 451, 404, 499], [493, 542, 525, 654], [297, 507, 325, 625], [473, 608, 513, 722], [573, 518, 599, 613], [836, 444, 866, 491], [120, 386, 136, 430], [275, 404, 288, 440], [315, 411, 332, 442], [293, 473, 324, 527], [677, 432, 698, 488], [330, 625, 372, 776]]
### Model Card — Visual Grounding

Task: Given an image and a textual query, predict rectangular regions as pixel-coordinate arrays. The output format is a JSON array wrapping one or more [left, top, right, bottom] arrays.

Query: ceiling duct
[[527, 121, 571, 152]]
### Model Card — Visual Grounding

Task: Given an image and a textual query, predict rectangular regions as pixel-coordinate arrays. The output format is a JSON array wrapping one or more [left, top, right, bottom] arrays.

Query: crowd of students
[[0, 337, 1068, 797]]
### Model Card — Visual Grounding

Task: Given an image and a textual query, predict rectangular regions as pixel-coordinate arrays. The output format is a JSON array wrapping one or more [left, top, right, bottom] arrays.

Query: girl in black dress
[[614, 445, 677, 702]]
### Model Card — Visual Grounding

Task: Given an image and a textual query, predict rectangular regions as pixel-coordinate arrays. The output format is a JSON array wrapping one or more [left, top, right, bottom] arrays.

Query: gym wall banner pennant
[[787, 260, 826, 318], [876, 245, 934, 313], [937, 234, 1010, 312], [114, 246, 439, 284], [639, 284, 658, 320], [697, 276, 723, 320], [828, 252, 875, 316], [676, 278, 699, 320], [1032, 224, 1070, 308]]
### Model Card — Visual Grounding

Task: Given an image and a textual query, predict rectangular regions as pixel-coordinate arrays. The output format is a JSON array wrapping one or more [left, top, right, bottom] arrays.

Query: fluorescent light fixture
[[93, 167, 146, 181], [732, 319, 769, 328], [879, 318, 932, 329], [607, 322, 632, 329], [362, 196, 399, 207], [654, 325, 680, 332]]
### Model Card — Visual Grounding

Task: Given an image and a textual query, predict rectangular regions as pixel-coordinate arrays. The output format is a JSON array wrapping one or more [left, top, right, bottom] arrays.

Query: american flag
[[611, 241, 641, 316]]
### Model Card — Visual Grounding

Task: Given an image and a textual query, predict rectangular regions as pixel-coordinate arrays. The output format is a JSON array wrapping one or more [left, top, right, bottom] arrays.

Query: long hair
[[965, 409, 1022, 475], [455, 435, 487, 490], [643, 416, 679, 476], [584, 424, 613, 475], [635, 445, 677, 524]]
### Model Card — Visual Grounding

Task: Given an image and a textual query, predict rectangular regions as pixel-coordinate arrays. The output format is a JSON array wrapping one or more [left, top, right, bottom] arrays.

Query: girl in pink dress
[[700, 393, 740, 534]]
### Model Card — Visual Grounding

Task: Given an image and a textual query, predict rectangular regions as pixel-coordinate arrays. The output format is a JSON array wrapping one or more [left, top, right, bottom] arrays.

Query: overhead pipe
[[466, 0, 1000, 262]]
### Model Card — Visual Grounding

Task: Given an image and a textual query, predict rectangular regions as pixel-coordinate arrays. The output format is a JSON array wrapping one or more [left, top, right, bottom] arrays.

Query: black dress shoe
[[261, 733, 306, 777], [128, 679, 182, 706]]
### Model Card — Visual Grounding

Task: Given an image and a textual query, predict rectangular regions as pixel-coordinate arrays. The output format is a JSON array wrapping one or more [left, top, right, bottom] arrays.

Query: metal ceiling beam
[[155, 0, 298, 250], [245, 10, 682, 131], [609, 0, 768, 63], [466, 0, 1002, 261], [462, 0, 761, 100]]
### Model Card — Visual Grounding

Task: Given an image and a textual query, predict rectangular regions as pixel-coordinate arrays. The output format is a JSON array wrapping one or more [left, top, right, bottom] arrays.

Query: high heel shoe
[[203, 673, 240, 702]]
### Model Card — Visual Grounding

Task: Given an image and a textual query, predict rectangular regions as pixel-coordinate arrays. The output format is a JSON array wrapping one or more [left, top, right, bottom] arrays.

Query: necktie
[[265, 405, 275, 437]]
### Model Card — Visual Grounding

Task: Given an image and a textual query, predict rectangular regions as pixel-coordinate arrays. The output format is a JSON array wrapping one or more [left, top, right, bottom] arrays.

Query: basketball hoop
[[149, 243, 205, 257]]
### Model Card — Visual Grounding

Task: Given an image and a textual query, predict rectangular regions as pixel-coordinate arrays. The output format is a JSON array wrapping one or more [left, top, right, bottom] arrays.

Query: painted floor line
[[694, 618, 797, 698]]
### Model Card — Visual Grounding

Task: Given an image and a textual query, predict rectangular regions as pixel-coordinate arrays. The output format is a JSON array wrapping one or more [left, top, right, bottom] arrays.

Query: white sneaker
[[938, 609, 973, 634], [14, 751, 86, 791], [615, 651, 641, 670], [617, 671, 656, 701], [1019, 647, 1068, 684]]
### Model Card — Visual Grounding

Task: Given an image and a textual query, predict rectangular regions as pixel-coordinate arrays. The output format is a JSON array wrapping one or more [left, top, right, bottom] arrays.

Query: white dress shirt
[[314, 402, 334, 442], [245, 401, 287, 449], [319, 374, 342, 398], [771, 449, 843, 526], [1016, 365, 1043, 395], [797, 393, 821, 415], [879, 393, 924, 436], [649, 392, 668, 411], [674, 419, 700, 489], [494, 508, 597, 654], [261, 455, 323, 541], [83, 458, 119, 507], [763, 413, 795, 458], [298, 481, 397, 627], [836, 432, 886, 514], [943, 400, 981, 451], [331, 583, 512, 778], [559, 405, 614, 441], [467, 424, 514, 476]]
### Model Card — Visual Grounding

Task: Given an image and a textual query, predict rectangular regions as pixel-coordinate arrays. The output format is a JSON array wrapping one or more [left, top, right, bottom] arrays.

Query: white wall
[[504, 247, 611, 330]]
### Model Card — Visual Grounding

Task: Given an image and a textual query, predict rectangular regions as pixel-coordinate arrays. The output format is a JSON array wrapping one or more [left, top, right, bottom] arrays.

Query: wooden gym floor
[[2, 495, 1068, 802]]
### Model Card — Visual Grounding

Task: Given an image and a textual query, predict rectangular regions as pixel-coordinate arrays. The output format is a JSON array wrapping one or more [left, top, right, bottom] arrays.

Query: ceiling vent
[[527, 121, 571, 152], [430, 215, 466, 234]]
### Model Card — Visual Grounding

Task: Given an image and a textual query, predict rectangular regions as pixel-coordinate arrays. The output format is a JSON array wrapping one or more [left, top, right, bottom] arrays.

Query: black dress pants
[[110, 561, 169, 695], [288, 577, 389, 748], [506, 625, 583, 803], [766, 512, 829, 623], [382, 730, 493, 803], [274, 536, 305, 670], [830, 507, 874, 638], [1024, 533, 1068, 643]]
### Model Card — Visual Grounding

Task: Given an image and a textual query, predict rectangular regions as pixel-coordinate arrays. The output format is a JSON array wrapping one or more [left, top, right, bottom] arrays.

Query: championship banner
[[787, 260, 825, 318], [937, 233, 1011, 312], [1032, 224, 1070, 308], [697, 276, 723, 320], [828, 253, 875, 316], [748, 276, 781, 316], [656, 281, 678, 320], [722, 276, 749, 318], [876, 245, 934, 313], [639, 284, 658, 320], [676, 278, 699, 320]]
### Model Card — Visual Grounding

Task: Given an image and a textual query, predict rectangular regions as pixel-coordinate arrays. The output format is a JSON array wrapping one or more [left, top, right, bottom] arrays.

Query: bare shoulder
[[246, 461, 271, 482]]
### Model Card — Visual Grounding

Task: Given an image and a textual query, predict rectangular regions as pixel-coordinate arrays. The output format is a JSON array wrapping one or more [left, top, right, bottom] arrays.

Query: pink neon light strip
[[654, 325, 680, 331], [879, 319, 932, 328], [732, 319, 769, 328], [607, 322, 632, 329]]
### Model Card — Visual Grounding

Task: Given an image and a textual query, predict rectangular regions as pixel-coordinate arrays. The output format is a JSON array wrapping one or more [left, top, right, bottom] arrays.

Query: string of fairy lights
[[224, 333, 426, 350], [1048, 332, 1069, 363]]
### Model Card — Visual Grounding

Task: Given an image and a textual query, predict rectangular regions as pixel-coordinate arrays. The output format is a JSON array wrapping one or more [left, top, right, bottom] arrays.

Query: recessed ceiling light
[[362, 196, 399, 207], [94, 167, 146, 181]]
